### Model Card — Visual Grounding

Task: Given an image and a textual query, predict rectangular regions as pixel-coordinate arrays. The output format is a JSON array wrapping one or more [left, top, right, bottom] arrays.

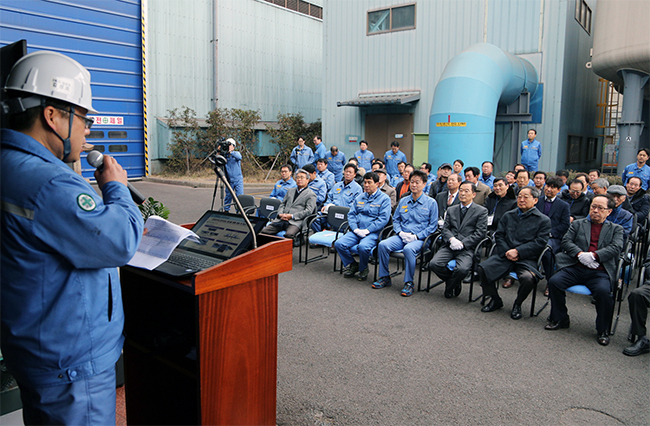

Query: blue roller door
[[0, 0, 145, 179]]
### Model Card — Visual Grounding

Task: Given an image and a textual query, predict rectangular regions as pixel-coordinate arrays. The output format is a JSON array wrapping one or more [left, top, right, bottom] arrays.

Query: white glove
[[438, 218, 445, 228], [322, 203, 333, 213], [355, 229, 370, 238], [578, 252, 596, 267], [403, 233, 418, 244], [398, 231, 409, 243], [449, 237, 464, 251], [587, 259, 601, 269]]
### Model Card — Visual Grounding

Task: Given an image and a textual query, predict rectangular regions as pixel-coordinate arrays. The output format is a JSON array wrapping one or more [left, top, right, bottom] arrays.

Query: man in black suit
[[536, 176, 571, 281], [429, 181, 488, 298], [545, 194, 624, 346], [559, 179, 591, 221], [435, 173, 461, 225], [428, 163, 452, 198], [625, 176, 650, 226]]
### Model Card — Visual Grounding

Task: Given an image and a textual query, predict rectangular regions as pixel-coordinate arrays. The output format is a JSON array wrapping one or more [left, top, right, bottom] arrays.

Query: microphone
[[87, 150, 146, 205]]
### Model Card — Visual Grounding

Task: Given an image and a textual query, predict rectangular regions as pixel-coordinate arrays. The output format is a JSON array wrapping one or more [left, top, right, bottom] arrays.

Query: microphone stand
[[210, 155, 257, 250]]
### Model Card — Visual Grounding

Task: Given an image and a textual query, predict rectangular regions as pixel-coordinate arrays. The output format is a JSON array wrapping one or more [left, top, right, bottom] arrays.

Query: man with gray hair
[[590, 178, 610, 195]]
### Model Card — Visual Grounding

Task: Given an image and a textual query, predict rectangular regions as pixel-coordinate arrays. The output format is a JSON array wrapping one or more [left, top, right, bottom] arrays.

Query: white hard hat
[[4, 50, 97, 113], [226, 138, 236, 146]]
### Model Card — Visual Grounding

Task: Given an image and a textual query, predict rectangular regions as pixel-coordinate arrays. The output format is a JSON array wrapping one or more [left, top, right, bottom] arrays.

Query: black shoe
[[481, 298, 503, 312], [623, 336, 650, 356], [357, 268, 369, 281], [343, 262, 359, 278], [511, 304, 522, 320], [545, 317, 570, 330], [597, 331, 610, 346], [444, 284, 462, 299]]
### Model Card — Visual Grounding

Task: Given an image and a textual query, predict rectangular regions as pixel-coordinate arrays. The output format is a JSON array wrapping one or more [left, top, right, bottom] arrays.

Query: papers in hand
[[128, 215, 200, 270]]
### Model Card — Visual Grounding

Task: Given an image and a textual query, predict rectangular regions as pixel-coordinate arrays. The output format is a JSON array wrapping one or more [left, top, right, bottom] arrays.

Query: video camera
[[215, 137, 232, 154]]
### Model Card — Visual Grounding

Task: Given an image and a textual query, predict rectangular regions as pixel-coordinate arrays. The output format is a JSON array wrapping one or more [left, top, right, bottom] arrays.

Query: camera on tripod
[[216, 137, 233, 154]]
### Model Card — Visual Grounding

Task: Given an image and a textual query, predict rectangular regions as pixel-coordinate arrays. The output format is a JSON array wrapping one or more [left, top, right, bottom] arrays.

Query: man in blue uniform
[[222, 138, 244, 211], [521, 129, 542, 172], [326, 145, 346, 182], [622, 148, 650, 190], [355, 140, 374, 172], [336, 172, 392, 281], [1, 51, 144, 425], [372, 170, 439, 297], [311, 163, 362, 232], [312, 135, 327, 165], [316, 158, 336, 191], [270, 164, 296, 200], [290, 135, 314, 169], [479, 161, 495, 189], [384, 141, 407, 179], [303, 163, 328, 206]]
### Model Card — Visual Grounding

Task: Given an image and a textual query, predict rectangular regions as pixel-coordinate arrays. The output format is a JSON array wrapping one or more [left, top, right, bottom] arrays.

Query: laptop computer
[[154, 210, 268, 278]]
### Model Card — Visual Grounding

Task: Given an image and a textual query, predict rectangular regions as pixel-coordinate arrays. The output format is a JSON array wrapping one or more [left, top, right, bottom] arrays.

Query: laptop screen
[[178, 211, 267, 260]]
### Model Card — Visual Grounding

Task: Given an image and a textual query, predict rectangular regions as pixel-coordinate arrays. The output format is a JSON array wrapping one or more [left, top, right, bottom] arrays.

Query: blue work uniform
[[622, 162, 650, 191], [1, 130, 143, 423], [384, 149, 407, 178], [313, 142, 328, 165], [378, 193, 439, 284], [479, 174, 495, 189], [223, 150, 244, 211], [308, 176, 328, 205], [291, 145, 314, 169], [391, 175, 404, 187], [521, 139, 542, 172], [317, 169, 336, 191], [355, 149, 374, 171], [270, 177, 296, 200], [335, 190, 392, 272], [312, 180, 362, 232], [326, 151, 347, 182]]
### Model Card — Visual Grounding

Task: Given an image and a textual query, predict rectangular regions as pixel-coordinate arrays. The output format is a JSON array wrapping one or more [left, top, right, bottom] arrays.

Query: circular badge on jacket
[[77, 193, 96, 211]]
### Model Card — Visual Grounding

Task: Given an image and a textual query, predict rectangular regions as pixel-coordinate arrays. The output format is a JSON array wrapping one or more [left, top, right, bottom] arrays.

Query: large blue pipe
[[429, 43, 539, 169]]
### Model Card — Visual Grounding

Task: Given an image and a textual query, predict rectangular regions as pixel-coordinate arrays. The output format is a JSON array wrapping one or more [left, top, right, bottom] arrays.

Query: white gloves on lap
[[399, 232, 417, 244], [449, 237, 464, 251], [354, 228, 370, 238], [578, 252, 600, 269]]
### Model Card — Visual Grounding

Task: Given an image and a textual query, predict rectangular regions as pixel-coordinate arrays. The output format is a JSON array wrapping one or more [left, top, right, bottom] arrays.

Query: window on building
[[567, 135, 582, 164], [586, 137, 598, 161], [575, 0, 592, 34], [265, 0, 322, 19], [368, 4, 416, 35]]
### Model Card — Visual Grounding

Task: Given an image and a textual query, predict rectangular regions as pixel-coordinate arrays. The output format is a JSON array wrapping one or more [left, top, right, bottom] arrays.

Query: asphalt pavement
[[127, 179, 649, 425]]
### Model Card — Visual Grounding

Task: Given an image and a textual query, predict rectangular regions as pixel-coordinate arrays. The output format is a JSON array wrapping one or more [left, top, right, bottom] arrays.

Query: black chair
[[257, 197, 281, 220], [221, 194, 257, 215], [304, 206, 349, 265]]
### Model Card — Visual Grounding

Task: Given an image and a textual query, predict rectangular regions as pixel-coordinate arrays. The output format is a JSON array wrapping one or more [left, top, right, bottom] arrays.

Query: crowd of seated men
[[261, 151, 650, 356]]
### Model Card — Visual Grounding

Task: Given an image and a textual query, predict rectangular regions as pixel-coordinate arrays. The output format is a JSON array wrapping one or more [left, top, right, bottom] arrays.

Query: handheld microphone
[[87, 150, 146, 205]]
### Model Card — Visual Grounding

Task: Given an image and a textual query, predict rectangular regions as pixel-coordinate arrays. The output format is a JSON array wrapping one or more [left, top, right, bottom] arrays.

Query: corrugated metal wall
[[0, 0, 145, 178], [323, 0, 601, 173]]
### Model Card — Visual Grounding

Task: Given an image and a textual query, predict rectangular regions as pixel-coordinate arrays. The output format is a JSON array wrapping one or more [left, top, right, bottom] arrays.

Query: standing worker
[[355, 140, 374, 172], [312, 135, 327, 165], [222, 138, 244, 211], [290, 135, 314, 169], [326, 145, 346, 182], [1, 51, 144, 425], [521, 129, 542, 172], [384, 141, 407, 180]]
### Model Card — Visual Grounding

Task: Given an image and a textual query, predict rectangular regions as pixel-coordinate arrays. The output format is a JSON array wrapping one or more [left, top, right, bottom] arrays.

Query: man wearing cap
[[606, 185, 635, 238], [222, 138, 244, 212], [1, 51, 144, 424], [429, 163, 452, 198], [376, 168, 397, 211]]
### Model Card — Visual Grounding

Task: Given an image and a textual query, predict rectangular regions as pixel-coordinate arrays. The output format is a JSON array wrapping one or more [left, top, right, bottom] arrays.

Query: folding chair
[[257, 197, 281, 221], [221, 194, 257, 215], [304, 206, 349, 265]]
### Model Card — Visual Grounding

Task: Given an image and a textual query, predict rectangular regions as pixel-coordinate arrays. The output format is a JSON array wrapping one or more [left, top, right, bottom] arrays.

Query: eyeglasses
[[57, 108, 94, 129], [590, 205, 611, 211]]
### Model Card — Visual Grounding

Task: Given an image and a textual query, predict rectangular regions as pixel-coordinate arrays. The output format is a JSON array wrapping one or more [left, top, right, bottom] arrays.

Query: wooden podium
[[119, 234, 293, 425]]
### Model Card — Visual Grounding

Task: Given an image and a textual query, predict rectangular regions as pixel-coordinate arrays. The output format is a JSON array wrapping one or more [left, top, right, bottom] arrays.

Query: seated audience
[[514, 164, 534, 187], [372, 170, 438, 297], [556, 169, 570, 191], [316, 158, 335, 191], [429, 163, 452, 198], [483, 177, 517, 233], [574, 173, 593, 199], [625, 176, 650, 225], [270, 164, 296, 200], [335, 172, 392, 281], [590, 177, 609, 195], [464, 166, 491, 206], [395, 164, 415, 200], [478, 187, 551, 320], [513, 169, 533, 195], [453, 159, 465, 180], [436, 173, 461, 224], [261, 169, 317, 245], [533, 171, 547, 191], [505, 171, 516, 186], [479, 161, 495, 189], [545, 194, 624, 346], [390, 161, 407, 187], [536, 177, 571, 281], [606, 185, 635, 237], [303, 164, 328, 207], [559, 179, 591, 221], [420, 162, 434, 193], [311, 163, 362, 232], [429, 181, 488, 298], [347, 158, 365, 186], [376, 168, 397, 211]]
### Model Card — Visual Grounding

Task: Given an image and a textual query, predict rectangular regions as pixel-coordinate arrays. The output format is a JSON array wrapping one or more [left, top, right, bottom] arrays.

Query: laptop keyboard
[[166, 251, 221, 271]]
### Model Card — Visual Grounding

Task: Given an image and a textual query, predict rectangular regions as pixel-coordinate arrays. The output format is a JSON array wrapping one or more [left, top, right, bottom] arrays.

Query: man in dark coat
[[483, 177, 516, 233], [536, 176, 571, 281], [625, 176, 650, 226], [428, 163, 452, 198], [435, 173, 461, 223], [429, 181, 488, 298], [478, 187, 551, 320], [545, 194, 624, 346], [559, 179, 591, 221]]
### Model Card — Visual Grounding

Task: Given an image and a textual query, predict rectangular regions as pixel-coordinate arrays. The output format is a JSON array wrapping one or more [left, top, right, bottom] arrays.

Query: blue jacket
[[308, 177, 328, 204], [622, 162, 650, 190], [225, 150, 243, 183], [313, 142, 328, 165], [606, 205, 634, 237], [326, 151, 347, 181], [1, 130, 144, 387], [348, 190, 392, 233], [317, 169, 336, 191], [290, 145, 314, 169], [325, 180, 363, 209], [521, 139, 542, 171], [383, 149, 407, 177], [355, 149, 374, 171], [393, 193, 439, 240], [270, 177, 296, 200], [479, 174, 495, 189]]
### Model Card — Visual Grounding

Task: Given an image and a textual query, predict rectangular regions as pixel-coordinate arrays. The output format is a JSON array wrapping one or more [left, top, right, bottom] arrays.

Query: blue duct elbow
[[429, 43, 539, 170]]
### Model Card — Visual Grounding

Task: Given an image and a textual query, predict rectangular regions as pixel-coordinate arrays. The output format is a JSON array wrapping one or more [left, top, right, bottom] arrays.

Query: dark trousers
[[629, 282, 650, 337], [542, 238, 561, 279], [429, 247, 473, 292], [479, 264, 537, 306], [548, 266, 613, 334], [261, 220, 301, 239]]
